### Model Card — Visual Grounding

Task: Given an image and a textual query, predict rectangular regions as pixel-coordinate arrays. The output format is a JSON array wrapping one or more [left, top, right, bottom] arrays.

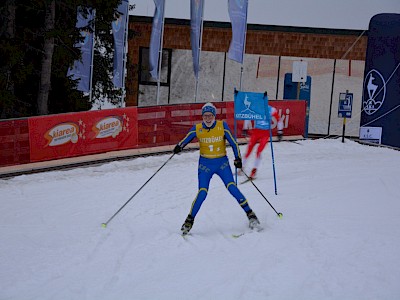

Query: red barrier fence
[[28, 108, 138, 162], [137, 102, 228, 148], [0, 100, 306, 167], [0, 119, 30, 166]]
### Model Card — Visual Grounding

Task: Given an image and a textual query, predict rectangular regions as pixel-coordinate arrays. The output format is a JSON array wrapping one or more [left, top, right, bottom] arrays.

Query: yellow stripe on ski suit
[[224, 127, 241, 159], [227, 182, 248, 207], [189, 188, 208, 215]]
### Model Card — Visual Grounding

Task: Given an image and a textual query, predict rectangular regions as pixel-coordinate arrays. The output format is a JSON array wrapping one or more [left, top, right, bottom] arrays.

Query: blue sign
[[234, 90, 268, 120], [338, 92, 353, 118]]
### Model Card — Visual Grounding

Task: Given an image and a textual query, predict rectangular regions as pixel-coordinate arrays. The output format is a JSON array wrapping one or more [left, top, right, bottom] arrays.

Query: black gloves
[[277, 130, 283, 142], [173, 144, 182, 154], [234, 158, 242, 169]]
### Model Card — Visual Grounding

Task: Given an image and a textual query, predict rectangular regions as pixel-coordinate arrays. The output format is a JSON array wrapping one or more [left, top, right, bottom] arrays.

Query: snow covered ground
[[1, 138, 400, 300]]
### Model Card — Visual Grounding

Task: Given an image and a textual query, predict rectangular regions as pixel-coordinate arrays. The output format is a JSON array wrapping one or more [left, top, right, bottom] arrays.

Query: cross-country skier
[[173, 102, 260, 235], [242, 104, 284, 179]]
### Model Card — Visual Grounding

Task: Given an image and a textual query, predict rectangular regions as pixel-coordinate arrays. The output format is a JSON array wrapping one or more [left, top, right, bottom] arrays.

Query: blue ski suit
[[177, 120, 252, 218]]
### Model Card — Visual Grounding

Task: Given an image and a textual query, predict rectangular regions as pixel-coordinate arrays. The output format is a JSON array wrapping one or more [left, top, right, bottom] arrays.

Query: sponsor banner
[[234, 91, 267, 120], [228, 0, 248, 63], [190, 0, 204, 79], [149, 0, 165, 79], [0, 119, 30, 167], [67, 7, 95, 92], [359, 127, 382, 144], [360, 13, 400, 148], [227, 100, 306, 137], [28, 108, 138, 162], [112, 0, 129, 88]]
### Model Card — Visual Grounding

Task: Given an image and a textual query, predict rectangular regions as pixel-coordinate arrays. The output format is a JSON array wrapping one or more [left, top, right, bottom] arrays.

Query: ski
[[240, 177, 255, 184], [232, 226, 264, 238], [181, 232, 193, 240], [288, 140, 303, 145], [181, 231, 190, 238]]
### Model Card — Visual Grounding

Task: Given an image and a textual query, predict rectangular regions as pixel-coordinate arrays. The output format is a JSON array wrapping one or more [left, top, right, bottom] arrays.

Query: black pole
[[101, 153, 175, 228], [327, 59, 337, 136], [342, 90, 348, 143], [221, 52, 226, 101], [242, 170, 283, 218], [342, 118, 346, 143], [275, 56, 281, 100]]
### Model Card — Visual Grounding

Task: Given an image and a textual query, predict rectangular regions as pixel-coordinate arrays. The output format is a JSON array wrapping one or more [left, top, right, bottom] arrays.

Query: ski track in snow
[[1, 139, 400, 299]]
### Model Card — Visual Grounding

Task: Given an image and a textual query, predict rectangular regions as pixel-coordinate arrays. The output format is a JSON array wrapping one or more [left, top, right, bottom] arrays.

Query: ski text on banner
[[234, 91, 268, 120]]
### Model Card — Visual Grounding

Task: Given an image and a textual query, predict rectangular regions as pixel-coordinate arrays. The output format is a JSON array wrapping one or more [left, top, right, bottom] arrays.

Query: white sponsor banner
[[359, 127, 382, 144]]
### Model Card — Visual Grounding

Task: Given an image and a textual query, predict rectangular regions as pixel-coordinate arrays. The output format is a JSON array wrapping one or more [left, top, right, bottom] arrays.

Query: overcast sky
[[132, 0, 400, 30]]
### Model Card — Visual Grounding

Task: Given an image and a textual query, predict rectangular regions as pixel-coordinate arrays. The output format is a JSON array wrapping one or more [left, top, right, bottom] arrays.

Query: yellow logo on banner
[[45, 123, 80, 147], [93, 117, 123, 139]]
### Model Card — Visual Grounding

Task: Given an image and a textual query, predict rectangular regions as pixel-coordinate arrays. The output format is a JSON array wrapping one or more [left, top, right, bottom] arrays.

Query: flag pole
[[235, 0, 248, 138], [89, 9, 96, 105], [231, 0, 248, 184], [238, 0, 248, 90], [156, 2, 165, 106], [238, 0, 249, 138], [265, 97, 278, 195], [194, 1, 204, 103], [121, 1, 129, 107]]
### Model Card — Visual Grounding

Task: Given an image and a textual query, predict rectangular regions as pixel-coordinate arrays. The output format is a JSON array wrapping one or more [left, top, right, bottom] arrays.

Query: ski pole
[[242, 170, 283, 219], [101, 153, 175, 228], [269, 126, 278, 195]]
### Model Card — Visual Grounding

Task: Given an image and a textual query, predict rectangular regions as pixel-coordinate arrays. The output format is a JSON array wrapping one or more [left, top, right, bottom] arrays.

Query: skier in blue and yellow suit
[[173, 102, 260, 235]]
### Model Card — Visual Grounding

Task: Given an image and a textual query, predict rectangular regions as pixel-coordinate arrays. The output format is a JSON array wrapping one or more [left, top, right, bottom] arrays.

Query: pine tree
[[0, 0, 133, 118]]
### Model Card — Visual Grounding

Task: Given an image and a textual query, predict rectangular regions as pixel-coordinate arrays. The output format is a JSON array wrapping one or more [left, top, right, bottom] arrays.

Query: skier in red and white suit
[[242, 105, 283, 179]]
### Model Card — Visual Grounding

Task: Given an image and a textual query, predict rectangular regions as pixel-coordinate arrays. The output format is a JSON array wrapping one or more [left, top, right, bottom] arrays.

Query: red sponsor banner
[[226, 100, 306, 137], [137, 103, 228, 147], [4, 101, 305, 166], [29, 107, 138, 162], [0, 119, 30, 167]]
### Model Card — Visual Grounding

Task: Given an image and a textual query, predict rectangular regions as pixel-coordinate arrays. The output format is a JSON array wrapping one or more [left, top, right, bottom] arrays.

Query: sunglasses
[[202, 113, 214, 119]]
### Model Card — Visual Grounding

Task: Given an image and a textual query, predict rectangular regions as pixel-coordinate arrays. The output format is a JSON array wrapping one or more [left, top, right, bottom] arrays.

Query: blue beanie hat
[[202, 102, 216, 116]]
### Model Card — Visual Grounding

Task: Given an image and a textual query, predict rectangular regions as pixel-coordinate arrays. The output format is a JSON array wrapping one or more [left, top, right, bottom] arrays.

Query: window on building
[[139, 47, 171, 86]]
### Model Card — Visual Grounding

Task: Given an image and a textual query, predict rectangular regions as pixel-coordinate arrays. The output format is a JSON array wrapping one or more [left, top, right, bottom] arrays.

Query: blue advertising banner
[[112, 0, 129, 88], [67, 8, 95, 93], [149, 0, 165, 79], [234, 90, 268, 120], [227, 0, 248, 64], [360, 13, 400, 148], [190, 0, 204, 79]]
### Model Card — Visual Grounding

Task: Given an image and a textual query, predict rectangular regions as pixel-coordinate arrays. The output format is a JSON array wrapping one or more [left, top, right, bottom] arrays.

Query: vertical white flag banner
[[67, 7, 95, 92], [190, 0, 204, 79], [228, 0, 248, 64], [149, 0, 165, 79], [112, 0, 129, 88]]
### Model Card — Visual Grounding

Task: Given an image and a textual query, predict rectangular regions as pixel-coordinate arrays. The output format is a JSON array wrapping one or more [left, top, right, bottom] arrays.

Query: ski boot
[[246, 210, 261, 230], [181, 215, 194, 236]]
